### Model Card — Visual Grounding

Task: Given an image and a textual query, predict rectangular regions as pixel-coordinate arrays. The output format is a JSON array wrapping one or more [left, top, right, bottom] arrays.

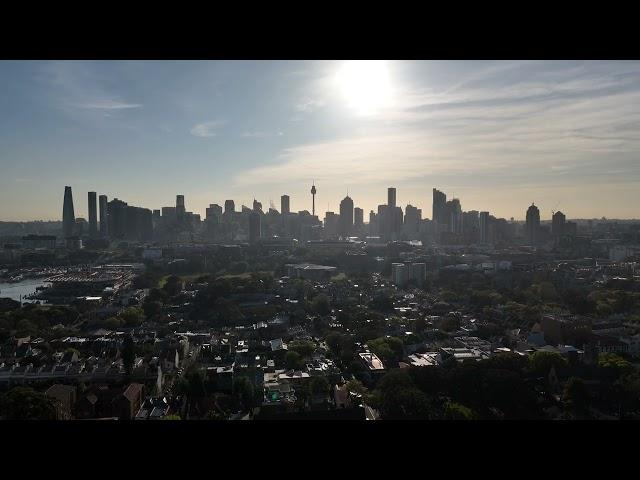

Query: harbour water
[[0, 278, 49, 303]]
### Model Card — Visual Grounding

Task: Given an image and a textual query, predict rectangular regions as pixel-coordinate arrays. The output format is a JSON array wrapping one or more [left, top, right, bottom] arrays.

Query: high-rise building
[[249, 211, 261, 244], [175, 195, 185, 222], [479, 211, 490, 244], [388, 187, 396, 208], [253, 199, 262, 212], [324, 211, 339, 237], [88, 192, 98, 238], [525, 203, 541, 245], [339, 195, 354, 237], [281, 195, 290, 215], [99, 194, 108, 237], [391, 263, 409, 287], [354, 207, 364, 228], [447, 198, 463, 235], [224, 200, 235, 215], [432, 188, 447, 240], [404, 204, 422, 236], [552, 211, 566, 238], [410, 263, 427, 287], [62, 186, 75, 239]]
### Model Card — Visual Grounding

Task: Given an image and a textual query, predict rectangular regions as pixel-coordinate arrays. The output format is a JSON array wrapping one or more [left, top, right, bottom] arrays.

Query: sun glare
[[335, 60, 393, 115]]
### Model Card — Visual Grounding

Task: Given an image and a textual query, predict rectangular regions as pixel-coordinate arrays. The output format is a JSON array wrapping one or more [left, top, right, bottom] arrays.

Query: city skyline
[[2, 60, 640, 221]]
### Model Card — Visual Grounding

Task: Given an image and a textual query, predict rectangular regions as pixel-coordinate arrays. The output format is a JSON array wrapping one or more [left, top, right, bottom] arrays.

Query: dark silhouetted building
[[339, 195, 354, 237], [281, 195, 290, 215], [552, 210, 566, 239], [526, 203, 541, 245], [88, 191, 98, 238], [479, 211, 490, 244], [176, 195, 185, 221], [249, 211, 261, 243], [354, 207, 364, 228], [99, 195, 108, 237], [388, 187, 396, 208], [62, 186, 75, 239], [224, 200, 235, 215]]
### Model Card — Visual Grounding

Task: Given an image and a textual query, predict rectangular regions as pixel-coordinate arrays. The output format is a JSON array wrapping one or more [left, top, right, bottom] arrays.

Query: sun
[[335, 60, 393, 116]]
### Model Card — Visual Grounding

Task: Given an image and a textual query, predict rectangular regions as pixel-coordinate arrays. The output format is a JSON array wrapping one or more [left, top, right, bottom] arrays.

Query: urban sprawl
[[0, 185, 639, 420]]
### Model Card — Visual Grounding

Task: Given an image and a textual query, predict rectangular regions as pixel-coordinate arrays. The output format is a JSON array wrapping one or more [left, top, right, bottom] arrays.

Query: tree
[[120, 307, 144, 327], [163, 275, 182, 297], [143, 299, 162, 320], [285, 351, 303, 371], [309, 376, 330, 398], [233, 377, 255, 410], [444, 401, 476, 420], [288, 341, 315, 359], [122, 335, 136, 376], [563, 377, 590, 414], [529, 351, 567, 376], [345, 379, 368, 396], [598, 353, 633, 377], [0, 387, 57, 420], [312, 294, 331, 316]]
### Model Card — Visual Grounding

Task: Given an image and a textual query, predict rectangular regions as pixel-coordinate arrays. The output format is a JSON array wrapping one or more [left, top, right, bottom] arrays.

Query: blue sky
[[1, 60, 639, 221]]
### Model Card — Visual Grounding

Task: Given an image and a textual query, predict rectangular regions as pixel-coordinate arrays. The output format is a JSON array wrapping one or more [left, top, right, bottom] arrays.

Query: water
[[0, 278, 49, 303]]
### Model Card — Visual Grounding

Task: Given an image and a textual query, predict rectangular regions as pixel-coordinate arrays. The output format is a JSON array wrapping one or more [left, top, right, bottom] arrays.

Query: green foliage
[[598, 353, 633, 376], [120, 307, 144, 327], [345, 379, 368, 396], [529, 351, 568, 375], [288, 341, 315, 359], [367, 337, 404, 366], [563, 377, 590, 412], [285, 351, 303, 370], [0, 387, 57, 420], [444, 401, 476, 420], [311, 294, 331, 316], [308, 376, 330, 397]]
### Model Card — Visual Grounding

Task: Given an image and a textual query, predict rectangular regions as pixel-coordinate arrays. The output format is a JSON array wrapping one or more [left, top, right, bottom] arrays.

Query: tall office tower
[[447, 198, 463, 234], [339, 195, 354, 237], [75, 218, 87, 237], [224, 199, 235, 215], [206, 204, 222, 222], [281, 195, 290, 215], [176, 195, 186, 220], [404, 204, 422, 235], [99, 195, 108, 237], [310, 183, 317, 216], [388, 187, 397, 208], [107, 198, 128, 239], [391, 263, 409, 287], [410, 263, 427, 287], [62, 186, 76, 238], [369, 210, 378, 235], [479, 211, 490, 244], [354, 207, 364, 228], [162, 206, 177, 224], [249, 211, 261, 244], [432, 188, 447, 239], [88, 192, 98, 237], [324, 211, 339, 237], [253, 199, 262, 212], [552, 211, 566, 239], [525, 203, 541, 245]]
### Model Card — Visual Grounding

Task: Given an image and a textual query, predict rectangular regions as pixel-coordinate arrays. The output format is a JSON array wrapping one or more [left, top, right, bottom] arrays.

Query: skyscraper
[[354, 207, 364, 228], [249, 211, 261, 244], [62, 186, 75, 238], [99, 195, 108, 237], [88, 191, 97, 238], [432, 188, 447, 240], [479, 211, 490, 244], [176, 195, 185, 220], [281, 195, 290, 215], [552, 211, 566, 239], [525, 203, 541, 245], [253, 199, 262, 212], [224, 199, 235, 215], [339, 195, 354, 237], [388, 187, 396, 208]]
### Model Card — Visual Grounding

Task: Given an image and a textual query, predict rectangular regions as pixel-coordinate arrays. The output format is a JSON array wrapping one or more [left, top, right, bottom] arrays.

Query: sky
[[0, 60, 639, 222]]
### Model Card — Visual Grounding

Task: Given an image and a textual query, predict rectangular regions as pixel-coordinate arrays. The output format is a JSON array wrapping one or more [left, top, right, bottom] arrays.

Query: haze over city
[[1, 60, 639, 221]]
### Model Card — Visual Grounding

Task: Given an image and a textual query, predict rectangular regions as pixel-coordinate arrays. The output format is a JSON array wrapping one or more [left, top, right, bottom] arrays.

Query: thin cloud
[[241, 131, 284, 138], [76, 100, 142, 110], [190, 120, 227, 137]]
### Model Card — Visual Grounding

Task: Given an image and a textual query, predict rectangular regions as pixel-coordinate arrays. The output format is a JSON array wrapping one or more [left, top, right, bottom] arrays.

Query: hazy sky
[[1, 60, 639, 222]]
